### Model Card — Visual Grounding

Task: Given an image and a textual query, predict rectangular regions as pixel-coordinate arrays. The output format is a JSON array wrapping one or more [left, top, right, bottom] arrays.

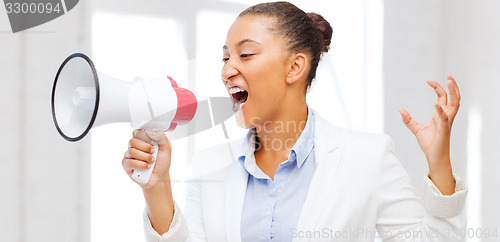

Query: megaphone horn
[[52, 53, 100, 141], [51, 53, 197, 184]]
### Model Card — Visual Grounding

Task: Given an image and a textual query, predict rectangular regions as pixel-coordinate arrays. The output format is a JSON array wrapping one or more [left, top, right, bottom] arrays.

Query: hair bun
[[307, 12, 332, 53]]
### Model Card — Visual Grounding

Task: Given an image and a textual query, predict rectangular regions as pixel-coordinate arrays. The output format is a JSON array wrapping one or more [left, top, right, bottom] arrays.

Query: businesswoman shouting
[[122, 2, 467, 241]]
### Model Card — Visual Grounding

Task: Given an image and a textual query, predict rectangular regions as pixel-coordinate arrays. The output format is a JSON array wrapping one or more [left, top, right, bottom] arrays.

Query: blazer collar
[[224, 137, 248, 242], [310, 108, 345, 167], [294, 109, 346, 240]]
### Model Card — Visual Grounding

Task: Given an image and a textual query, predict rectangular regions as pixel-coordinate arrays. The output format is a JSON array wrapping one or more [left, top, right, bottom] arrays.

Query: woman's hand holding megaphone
[[122, 130, 173, 190], [122, 129, 175, 234]]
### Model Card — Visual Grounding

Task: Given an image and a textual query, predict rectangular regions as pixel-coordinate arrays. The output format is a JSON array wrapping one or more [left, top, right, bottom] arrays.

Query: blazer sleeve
[[143, 201, 188, 242], [375, 135, 468, 241], [142, 178, 207, 242]]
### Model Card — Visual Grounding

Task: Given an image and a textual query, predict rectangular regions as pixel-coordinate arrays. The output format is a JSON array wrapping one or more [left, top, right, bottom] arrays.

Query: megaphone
[[51, 53, 197, 184]]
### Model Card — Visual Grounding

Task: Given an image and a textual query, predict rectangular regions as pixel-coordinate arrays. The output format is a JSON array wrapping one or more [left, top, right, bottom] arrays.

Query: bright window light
[[466, 107, 483, 241]]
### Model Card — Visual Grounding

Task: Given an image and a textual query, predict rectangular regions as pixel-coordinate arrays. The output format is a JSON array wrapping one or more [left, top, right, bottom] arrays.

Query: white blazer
[[144, 109, 468, 242]]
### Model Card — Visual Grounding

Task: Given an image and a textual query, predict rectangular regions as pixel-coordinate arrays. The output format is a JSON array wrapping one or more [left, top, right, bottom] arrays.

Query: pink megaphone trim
[[167, 76, 197, 131]]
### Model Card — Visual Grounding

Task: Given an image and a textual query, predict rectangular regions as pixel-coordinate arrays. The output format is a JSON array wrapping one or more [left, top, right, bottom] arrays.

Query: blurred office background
[[0, 0, 498, 241]]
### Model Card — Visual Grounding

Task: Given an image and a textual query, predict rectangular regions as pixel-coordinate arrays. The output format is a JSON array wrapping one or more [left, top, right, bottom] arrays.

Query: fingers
[[122, 140, 155, 176], [125, 147, 155, 163], [123, 130, 159, 180], [434, 103, 450, 128], [399, 109, 419, 135], [134, 130, 171, 152], [122, 158, 151, 174], [134, 130, 153, 144], [129, 137, 155, 154], [146, 130, 172, 152], [426, 80, 447, 106], [446, 74, 461, 109], [447, 74, 461, 98]]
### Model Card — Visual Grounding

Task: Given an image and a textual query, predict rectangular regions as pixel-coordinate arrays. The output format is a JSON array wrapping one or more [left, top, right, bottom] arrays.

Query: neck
[[254, 102, 308, 160]]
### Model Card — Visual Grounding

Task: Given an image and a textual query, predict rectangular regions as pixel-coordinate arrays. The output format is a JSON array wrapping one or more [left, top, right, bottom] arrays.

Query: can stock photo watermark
[[3, 0, 79, 33]]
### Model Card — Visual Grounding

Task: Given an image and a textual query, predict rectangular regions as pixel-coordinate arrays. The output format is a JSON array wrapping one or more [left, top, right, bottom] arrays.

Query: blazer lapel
[[294, 111, 345, 241], [224, 157, 249, 242]]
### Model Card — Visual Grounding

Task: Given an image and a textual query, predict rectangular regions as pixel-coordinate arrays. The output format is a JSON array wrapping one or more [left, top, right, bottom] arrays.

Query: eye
[[222, 57, 229, 63], [240, 53, 254, 58]]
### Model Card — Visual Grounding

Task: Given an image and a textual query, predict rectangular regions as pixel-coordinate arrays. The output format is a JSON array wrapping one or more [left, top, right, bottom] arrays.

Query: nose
[[221, 59, 239, 83]]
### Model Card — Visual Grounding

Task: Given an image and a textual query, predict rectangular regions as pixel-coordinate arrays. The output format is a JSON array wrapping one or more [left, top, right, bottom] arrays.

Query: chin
[[234, 106, 261, 129], [235, 109, 251, 129]]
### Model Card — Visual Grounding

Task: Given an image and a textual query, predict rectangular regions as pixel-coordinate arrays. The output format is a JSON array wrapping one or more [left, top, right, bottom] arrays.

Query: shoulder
[[312, 109, 394, 153], [312, 110, 403, 185]]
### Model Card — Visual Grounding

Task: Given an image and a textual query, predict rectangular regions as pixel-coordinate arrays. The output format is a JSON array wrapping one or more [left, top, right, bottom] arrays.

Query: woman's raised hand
[[398, 74, 461, 195], [122, 130, 172, 191]]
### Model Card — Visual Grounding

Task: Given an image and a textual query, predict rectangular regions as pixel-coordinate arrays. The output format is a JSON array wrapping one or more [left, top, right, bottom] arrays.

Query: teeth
[[228, 86, 246, 94]]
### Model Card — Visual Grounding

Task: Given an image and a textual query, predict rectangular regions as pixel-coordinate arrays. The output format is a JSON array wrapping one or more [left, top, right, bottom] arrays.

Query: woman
[[122, 2, 467, 241]]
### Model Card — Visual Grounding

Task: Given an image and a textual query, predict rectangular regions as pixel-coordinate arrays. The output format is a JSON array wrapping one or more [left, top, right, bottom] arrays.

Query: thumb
[[399, 109, 419, 135], [145, 130, 171, 152]]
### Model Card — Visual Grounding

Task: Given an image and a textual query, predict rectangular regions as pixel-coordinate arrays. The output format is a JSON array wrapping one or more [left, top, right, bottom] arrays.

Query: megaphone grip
[[131, 142, 158, 184]]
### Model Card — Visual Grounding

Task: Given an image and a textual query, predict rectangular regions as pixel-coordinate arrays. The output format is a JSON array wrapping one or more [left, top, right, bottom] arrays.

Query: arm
[[375, 74, 467, 240], [143, 180, 175, 235], [125, 130, 209, 241], [399, 74, 461, 195], [122, 130, 182, 239], [142, 151, 209, 241], [376, 135, 467, 241]]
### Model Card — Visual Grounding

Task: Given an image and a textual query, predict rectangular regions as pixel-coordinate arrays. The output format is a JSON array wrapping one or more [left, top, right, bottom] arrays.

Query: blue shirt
[[239, 108, 316, 242]]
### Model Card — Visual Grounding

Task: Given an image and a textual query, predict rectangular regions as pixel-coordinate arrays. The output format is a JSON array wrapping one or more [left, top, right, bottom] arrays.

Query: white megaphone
[[51, 53, 197, 184]]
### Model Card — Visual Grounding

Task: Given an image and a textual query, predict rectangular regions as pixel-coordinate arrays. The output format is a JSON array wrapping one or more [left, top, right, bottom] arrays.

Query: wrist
[[142, 177, 175, 235], [142, 178, 174, 215], [142, 176, 172, 194], [428, 163, 455, 195], [427, 156, 452, 173]]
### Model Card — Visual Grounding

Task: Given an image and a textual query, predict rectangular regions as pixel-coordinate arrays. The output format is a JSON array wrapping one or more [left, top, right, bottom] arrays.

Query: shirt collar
[[238, 106, 315, 172], [293, 107, 315, 168]]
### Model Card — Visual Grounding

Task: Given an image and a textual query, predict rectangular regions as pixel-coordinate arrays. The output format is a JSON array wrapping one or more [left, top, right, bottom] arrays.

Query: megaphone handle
[[131, 142, 159, 184]]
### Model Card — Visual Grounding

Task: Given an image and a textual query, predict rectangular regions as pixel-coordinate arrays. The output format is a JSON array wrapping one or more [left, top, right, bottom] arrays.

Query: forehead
[[224, 15, 278, 49]]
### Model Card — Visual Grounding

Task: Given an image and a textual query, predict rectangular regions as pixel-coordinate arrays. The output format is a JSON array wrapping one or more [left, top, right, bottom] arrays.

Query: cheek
[[247, 76, 277, 105], [249, 59, 286, 98], [257, 73, 286, 102]]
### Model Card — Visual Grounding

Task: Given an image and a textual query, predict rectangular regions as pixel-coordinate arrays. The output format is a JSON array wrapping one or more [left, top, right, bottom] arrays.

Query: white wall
[[384, 0, 500, 238], [0, 2, 91, 241]]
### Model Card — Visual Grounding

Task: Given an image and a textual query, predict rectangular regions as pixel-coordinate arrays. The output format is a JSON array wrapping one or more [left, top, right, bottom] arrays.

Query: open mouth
[[229, 86, 248, 112]]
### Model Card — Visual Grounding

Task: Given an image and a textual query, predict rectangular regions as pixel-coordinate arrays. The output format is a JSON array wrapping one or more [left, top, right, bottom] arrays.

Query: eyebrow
[[223, 39, 262, 50]]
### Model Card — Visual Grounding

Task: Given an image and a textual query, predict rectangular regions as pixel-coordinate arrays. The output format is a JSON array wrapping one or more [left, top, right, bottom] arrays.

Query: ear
[[285, 52, 308, 85]]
